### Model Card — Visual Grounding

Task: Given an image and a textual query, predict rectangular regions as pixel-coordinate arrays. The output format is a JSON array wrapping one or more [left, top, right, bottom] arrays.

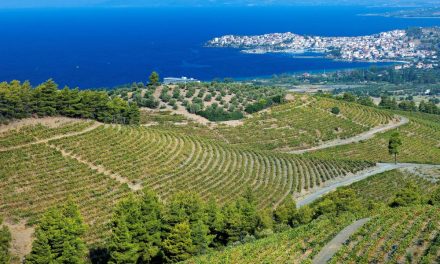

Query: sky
[[0, 0, 436, 8]]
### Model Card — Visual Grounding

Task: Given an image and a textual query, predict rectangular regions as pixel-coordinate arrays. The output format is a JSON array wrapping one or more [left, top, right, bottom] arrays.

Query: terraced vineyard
[[0, 120, 375, 245], [0, 120, 95, 149], [330, 206, 440, 263], [0, 143, 131, 243], [310, 112, 440, 164], [49, 125, 373, 208], [186, 213, 359, 264], [348, 169, 438, 204], [215, 97, 395, 150]]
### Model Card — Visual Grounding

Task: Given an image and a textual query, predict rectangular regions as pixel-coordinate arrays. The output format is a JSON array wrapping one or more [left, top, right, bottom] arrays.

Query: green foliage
[[197, 104, 244, 121], [108, 190, 162, 264], [162, 221, 195, 263], [379, 96, 398, 110], [429, 187, 440, 206], [108, 218, 139, 264], [149, 71, 160, 86], [388, 132, 403, 164], [331, 106, 340, 115], [26, 201, 87, 264], [0, 80, 140, 125], [390, 183, 423, 207], [273, 197, 297, 225], [0, 219, 11, 264]]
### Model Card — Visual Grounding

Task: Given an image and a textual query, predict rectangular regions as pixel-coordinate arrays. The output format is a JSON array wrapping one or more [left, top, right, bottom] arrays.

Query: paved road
[[289, 115, 409, 154], [296, 163, 440, 208], [312, 218, 370, 264]]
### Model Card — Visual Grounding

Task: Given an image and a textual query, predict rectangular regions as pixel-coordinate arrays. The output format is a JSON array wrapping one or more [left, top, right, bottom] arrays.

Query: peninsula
[[207, 29, 438, 63]]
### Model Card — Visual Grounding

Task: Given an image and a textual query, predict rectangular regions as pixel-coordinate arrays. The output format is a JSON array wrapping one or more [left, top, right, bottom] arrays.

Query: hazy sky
[[0, 0, 436, 8]]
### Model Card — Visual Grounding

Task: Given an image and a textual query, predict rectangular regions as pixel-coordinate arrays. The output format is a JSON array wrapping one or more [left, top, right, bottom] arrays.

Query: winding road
[[296, 163, 440, 208], [312, 218, 370, 264], [289, 115, 409, 154]]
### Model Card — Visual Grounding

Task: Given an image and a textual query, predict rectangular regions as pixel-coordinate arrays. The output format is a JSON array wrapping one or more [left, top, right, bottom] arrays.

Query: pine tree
[[149, 72, 160, 86], [26, 201, 86, 264], [191, 220, 213, 255], [26, 230, 54, 264], [108, 218, 139, 264], [162, 222, 195, 263], [136, 189, 162, 263], [388, 132, 403, 164], [33, 79, 58, 116]]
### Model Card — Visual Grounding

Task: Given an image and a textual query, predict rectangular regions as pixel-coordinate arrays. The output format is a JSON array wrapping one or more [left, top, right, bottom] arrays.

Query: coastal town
[[207, 30, 437, 63]]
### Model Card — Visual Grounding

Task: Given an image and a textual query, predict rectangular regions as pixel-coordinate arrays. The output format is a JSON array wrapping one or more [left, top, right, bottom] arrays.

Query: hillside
[[187, 168, 440, 264], [214, 96, 397, 151], [0, 118, 373, 245], [1, 88, 440, 263], [309, 111, 440, 164], [112, 82, 286, 123]]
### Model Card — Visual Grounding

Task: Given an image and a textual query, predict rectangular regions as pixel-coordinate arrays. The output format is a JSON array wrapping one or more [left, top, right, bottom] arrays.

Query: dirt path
[[48, 144, 143, 191], [0, 117, 83, 134], [296, 163, 440, 208], [312, 218, 370, 264], [3, 220, 34, 263], [289, 115, 409, 154], [0, 122, 102, 152]]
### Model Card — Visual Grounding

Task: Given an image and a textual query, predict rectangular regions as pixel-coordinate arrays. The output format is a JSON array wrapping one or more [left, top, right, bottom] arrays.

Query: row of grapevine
[[316, 97, 395, 128], [49, 124, 373, 208], [0, 143, 131, 243], [215, 96, 394, 151], [186, 213, 359, 264], [310, 115, 440, 164], [330, 206, 440, 263]]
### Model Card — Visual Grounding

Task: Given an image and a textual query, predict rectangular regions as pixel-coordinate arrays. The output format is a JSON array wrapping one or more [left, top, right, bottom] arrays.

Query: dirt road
[[289, 116, 409, 154]]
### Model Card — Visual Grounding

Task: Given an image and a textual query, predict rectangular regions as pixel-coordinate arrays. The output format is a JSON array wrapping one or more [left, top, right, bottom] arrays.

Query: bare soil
[[3, 220, 34, 263]]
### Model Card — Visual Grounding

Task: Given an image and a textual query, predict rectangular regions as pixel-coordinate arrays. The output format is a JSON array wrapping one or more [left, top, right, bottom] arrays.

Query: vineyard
[[348, 169, 438, 204], [330, 206, 440, 263], [215, 96, 396, 150], [186, 213, 359, 264], [0, 120, 375, 245], [49, 124, 373, 207], [310, 112, 440, 164]]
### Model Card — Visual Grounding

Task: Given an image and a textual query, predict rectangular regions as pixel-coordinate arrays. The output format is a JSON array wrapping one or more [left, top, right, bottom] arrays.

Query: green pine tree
[[108, 218, 139, 264], [162, 222, 195, 263], [136, 189, 162, 263], [33, 79, 58, 116], [26, 201, 87, 264]]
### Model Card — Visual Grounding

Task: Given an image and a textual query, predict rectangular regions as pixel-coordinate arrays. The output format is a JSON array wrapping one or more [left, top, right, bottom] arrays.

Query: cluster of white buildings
[[208, 30, 436, 62]]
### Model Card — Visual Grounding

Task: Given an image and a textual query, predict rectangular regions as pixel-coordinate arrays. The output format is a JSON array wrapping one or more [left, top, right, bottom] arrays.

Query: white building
[[163, 77, 201, 85]]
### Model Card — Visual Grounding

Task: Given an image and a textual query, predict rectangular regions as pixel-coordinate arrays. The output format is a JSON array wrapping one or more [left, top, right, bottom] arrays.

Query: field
[[309, 112, 440, 164], [215, 97, 396, 150], [186, 213, 359, 264], [0, 120, 373, 244], [347, 169, 439, 204], [187, 168, 440, 264], [330, 206, 440, 263]]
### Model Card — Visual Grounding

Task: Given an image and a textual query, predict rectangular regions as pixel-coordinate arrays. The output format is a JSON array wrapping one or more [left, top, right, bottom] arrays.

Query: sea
[[1, 6, 440, 88]]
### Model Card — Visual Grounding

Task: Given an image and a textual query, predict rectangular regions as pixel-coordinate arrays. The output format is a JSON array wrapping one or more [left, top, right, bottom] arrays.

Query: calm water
[[1, 6, 440, 88]]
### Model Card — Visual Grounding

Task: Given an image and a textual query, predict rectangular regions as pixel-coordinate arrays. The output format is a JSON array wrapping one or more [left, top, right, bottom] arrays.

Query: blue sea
[[1, 6, 440, 88]]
